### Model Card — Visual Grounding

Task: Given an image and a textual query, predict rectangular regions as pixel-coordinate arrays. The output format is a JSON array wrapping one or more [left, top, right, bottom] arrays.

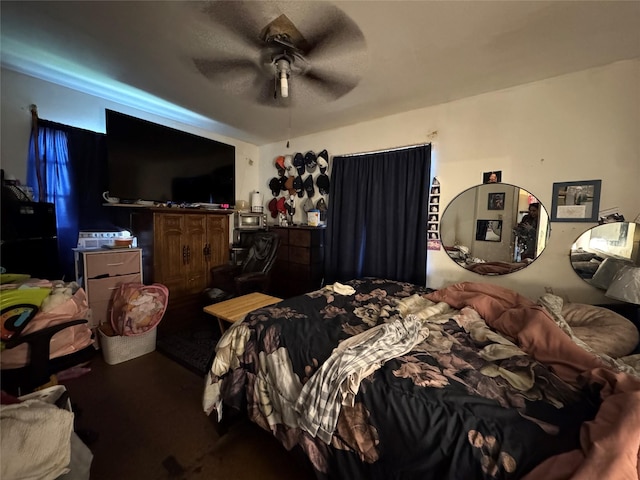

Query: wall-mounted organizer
[[267, 150, 330, 227], [427, 177, 441, 250]]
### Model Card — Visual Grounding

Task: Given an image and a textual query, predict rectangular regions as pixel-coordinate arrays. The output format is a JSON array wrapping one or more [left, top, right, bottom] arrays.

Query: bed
[[203, 278, 640, 479], [444, 245, 530, 275]]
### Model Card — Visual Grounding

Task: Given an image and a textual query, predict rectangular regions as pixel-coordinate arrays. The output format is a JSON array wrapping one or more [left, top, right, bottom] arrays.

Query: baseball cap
[[268, 177, 280, 196], [293, 176, 304, 198], [284, 175, 296, 195], [304, 175, 315, 197], [302, 197, 315, 213], [276, 196, 286, 214], [316, 174, 330, 195], [293, 153, 305, 176], [284, 155, 293, 173], [316, 197, 327, 211], [304, 151, 317, 173], [285, 196, 295, 216], [268, 197, 278, 218], [317, 150, 329, 173], [317, 157, 329, 174]]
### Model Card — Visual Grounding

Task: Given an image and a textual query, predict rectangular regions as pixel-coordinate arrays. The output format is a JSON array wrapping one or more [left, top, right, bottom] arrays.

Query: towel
[[1, 399, 74, 479], [327, 282, 356, 295]]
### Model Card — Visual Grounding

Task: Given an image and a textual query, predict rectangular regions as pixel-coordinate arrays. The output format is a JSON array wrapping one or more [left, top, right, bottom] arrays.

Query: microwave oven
[[234, 212, 267, 230]]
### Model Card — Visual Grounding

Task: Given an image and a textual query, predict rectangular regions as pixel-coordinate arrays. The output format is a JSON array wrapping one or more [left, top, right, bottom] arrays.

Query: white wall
[[258, 59, 640, 303]]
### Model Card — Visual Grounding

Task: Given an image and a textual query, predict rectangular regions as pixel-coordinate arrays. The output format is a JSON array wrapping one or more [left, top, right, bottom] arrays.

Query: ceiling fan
[[191, 1, 368, 107]]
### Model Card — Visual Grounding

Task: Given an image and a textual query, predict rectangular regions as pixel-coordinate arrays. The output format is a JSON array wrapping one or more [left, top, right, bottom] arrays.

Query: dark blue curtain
[[27, 119, 108, 280], [324, 145, 431, 286]]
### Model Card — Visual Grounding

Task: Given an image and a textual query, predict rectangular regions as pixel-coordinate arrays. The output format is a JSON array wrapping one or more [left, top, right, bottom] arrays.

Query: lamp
[[605, 264, 640, 305], [276, 58, 290, 98]]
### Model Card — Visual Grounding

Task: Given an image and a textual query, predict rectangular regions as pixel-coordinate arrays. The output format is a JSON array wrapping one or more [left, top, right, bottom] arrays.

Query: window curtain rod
[[337, 142, 431, 158]]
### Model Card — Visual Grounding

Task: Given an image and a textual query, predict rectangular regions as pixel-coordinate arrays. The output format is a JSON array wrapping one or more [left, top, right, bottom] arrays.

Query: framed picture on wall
[[487, 192, 505, 210], [550, 180, 601, 222], [483, 171, 502, 184], [476, 220, 503, 242]]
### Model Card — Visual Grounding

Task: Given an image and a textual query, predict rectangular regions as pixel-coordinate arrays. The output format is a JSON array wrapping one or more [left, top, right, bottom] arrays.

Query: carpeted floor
[[156, 316, 221, 377]]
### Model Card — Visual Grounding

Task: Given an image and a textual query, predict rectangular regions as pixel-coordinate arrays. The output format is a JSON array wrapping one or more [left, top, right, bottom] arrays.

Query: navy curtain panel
[[28, 119, 108, 279], [325, 145, 431, 286]]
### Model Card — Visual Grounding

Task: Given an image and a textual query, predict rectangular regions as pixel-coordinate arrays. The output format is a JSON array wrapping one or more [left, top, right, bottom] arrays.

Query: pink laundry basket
[[110, 283, 168, 336]]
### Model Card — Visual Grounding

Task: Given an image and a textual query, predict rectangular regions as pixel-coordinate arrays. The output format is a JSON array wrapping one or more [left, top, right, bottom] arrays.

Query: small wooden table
[[203, 292, 282, 333]]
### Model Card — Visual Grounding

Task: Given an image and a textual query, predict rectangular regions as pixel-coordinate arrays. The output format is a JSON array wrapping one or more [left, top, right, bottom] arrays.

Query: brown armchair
[[206, 231, 280, 302]]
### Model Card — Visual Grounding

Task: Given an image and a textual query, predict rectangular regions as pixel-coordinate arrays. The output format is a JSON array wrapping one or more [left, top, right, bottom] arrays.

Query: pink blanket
[[427, 282, 640, 480], [1, 288, 93, 369]]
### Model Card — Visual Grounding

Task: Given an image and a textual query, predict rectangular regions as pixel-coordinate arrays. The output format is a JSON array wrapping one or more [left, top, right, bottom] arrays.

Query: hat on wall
[[269, 177, 281, 196], [316, 197, 327, 211], [304, 175, 315, 197], [293, 153, 305, 176], [268, 197, 278, 218], [293, 175, 304, 198], [316, 173, 330, 195], [284, 175, 296, 195], [302, 197, 315, 213], [276, 196, 286, 214], [284, 155, 294, 173], [278, 176, 287, 192], [317, 157, 329, 175], [285, 196, 295, 216], [304, 151, 317, 173], [317, 150, 329, 174]]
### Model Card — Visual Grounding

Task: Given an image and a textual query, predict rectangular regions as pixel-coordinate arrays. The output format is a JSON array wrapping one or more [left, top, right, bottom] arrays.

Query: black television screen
[[106, 110, 235, 205]]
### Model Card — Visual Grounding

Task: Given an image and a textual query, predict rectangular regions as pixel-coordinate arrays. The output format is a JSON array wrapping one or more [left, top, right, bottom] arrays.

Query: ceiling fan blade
[[301, 68, 361, 100], [194, 58, 262, 94], [198, 1, 266, 51], [303, 9, 367, 66], [301, 12, 368, 96]]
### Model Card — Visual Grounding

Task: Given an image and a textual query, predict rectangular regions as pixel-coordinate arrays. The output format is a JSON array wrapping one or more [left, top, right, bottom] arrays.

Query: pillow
[[561, 303, 639, 358], [570, 252, 597, 262]]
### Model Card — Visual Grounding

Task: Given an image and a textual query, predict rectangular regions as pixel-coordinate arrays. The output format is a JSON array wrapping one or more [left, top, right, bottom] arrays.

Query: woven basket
[[98, 327, 157, 365]]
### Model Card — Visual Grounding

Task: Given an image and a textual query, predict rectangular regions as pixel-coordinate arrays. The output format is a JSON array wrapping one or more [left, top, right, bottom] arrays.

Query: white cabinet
[[74, 248, 143, 328]]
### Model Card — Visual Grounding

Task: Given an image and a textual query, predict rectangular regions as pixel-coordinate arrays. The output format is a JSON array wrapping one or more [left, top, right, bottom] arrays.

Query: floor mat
[[156, 321, 220, 377]]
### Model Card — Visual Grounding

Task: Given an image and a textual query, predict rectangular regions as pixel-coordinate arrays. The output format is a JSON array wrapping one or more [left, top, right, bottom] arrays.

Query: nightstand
[[73, 248, 143, 328]]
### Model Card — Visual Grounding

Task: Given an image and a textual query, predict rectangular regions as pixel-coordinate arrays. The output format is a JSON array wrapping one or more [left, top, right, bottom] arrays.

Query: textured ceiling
[[2, 1, 639, 146]]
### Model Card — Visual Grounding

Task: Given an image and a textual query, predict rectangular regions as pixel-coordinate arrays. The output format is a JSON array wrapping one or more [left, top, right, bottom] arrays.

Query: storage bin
[[98, 327, 157, 365], [307, 209, 320, 227]]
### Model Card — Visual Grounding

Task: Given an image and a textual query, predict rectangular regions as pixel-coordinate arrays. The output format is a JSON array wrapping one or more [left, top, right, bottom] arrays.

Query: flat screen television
[[106, 110, 235, 205]]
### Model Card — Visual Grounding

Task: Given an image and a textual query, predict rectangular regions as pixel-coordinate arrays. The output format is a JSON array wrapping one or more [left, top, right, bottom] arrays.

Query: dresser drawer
[[289, 246, 324, 265], [288, 229, 311, 247], [86, 273, 142, 303], [272, 228, 289, 245], [86, 251, 141, 278]]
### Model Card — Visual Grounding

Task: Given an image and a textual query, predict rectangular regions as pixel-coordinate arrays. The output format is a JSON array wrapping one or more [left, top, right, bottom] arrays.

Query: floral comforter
[[203, 278, 607, 479]]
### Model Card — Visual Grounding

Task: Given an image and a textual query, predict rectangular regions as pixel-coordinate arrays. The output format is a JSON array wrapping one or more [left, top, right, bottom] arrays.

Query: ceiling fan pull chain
[[287, 107, 292, 148]]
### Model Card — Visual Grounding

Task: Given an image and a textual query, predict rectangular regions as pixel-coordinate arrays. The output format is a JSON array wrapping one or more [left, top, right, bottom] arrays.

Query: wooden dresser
[[74, 248, 143, 329], [131, 209, 231, 312], [270, 225, 325, 298]]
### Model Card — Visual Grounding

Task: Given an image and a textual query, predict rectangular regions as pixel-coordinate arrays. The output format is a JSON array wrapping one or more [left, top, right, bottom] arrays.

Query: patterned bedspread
[[203, 278, 603, 479]]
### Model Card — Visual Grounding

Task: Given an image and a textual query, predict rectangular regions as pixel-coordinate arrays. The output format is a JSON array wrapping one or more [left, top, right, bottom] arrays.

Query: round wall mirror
[[440, 183, 550, 275], [570, 221, 639, 288]]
